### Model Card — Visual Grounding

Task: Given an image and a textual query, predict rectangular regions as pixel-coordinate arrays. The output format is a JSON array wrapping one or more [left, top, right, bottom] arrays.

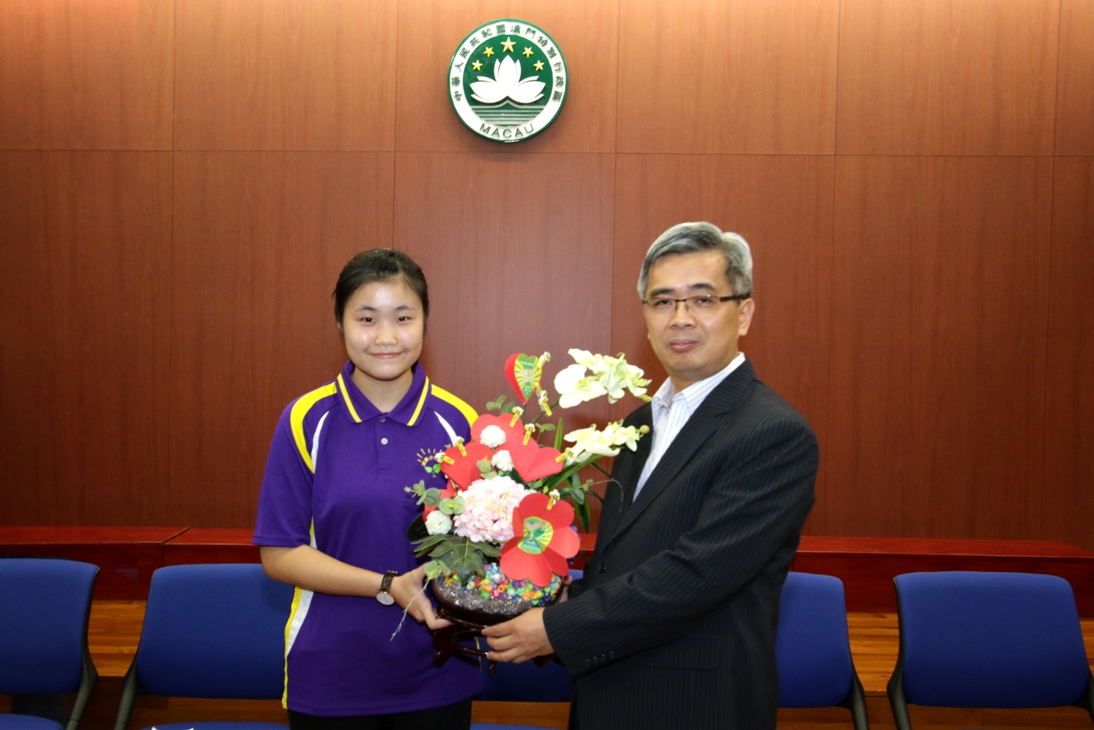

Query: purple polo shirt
[[254, 361, 482, 716]]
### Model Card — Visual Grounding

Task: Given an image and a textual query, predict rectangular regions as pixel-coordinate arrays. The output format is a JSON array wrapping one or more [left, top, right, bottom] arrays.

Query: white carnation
[[491, 449, 514, 472], [479, 425, 507, 448], [425, 510, 453, 535]]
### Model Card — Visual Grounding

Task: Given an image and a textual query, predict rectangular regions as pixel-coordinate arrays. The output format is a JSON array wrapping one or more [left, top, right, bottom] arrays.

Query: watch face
[[376, 591, 395, 606]]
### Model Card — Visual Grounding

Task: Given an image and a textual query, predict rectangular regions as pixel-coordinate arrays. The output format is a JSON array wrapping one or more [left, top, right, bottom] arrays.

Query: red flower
[[439, 440, 491, 489], [471, 413, 526, 447], [500, 492, 581, 587]]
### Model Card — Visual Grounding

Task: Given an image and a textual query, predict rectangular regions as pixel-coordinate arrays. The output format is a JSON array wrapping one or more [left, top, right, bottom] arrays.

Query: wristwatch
[[376, 570, 399, 606]]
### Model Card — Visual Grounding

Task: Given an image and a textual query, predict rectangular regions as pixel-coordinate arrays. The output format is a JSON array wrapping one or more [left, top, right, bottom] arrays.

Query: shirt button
[[380, 417, 386, 423], [381, 438, 388, 445]]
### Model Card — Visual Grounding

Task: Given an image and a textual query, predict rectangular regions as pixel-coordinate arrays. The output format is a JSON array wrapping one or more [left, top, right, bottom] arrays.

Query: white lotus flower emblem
[[470, 56, 545, 104]]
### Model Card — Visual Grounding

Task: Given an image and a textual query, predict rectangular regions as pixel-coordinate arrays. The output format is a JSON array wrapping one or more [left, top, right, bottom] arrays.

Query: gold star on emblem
[[472, 60, 482, 71], [501, 37, 516, 53], [483, 46, 494, 57], [533, 60, 544, 71], [523, 47, 534, 58]]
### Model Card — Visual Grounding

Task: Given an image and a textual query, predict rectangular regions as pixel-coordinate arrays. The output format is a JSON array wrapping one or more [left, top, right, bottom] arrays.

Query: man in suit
[[483, 222, 818, 729]]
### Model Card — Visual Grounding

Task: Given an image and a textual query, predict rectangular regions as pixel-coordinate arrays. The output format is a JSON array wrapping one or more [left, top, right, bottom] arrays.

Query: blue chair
[[471, 569, 579, 729], [776, 572, 870, 729], [113, 564, 294, 730], [0, 557, 99, 730], [887, 571, 1094, 729]]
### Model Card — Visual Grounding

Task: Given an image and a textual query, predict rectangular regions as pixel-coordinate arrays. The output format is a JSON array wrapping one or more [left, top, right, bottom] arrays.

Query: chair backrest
[[0, 558, 99, 695], [775, 572, 855, 708], [893, 571, 1092, 708], [474, 659, 572, 702], [135, 563, 294, 699]]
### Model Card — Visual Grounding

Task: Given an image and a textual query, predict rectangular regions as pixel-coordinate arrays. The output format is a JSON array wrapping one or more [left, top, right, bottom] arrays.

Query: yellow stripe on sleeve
[[430, 384, 479, 429], [290, 383, 338, 473], [336, 373, 363, 424], [407, 376, 431, 426]]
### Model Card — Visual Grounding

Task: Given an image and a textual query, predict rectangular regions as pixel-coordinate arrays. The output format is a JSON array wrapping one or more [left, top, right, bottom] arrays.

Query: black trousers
[[287, 698, 472, 730]]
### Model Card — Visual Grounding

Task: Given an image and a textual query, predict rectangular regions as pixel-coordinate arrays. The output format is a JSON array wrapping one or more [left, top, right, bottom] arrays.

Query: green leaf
[[553, 416, 565, 451], [407, 515, 429, 541], [575, 499, 591, 533], [438, 496, 464, 515], [537, 423, 556, 433]]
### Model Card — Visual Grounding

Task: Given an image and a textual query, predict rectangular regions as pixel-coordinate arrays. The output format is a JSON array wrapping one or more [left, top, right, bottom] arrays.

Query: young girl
[[254, 249, 480, 730]]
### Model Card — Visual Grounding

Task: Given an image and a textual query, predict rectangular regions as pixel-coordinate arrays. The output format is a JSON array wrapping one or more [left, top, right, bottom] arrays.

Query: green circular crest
[[519, 516, 554, 555], [448, 19, 568, 143]]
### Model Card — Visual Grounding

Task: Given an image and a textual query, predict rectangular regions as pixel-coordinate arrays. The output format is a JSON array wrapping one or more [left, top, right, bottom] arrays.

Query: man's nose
[[668, 300, 696, 326]]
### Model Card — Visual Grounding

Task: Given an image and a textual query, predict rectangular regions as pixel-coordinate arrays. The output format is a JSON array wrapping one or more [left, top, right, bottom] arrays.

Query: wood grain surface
[[394, 152, 615, 426], [609, 154, 835, 530], [1042, 158, 1094, 554], [617, 0, 839, 154], [0, 0, 173, 150], [0, 152, 172, 525], [1055, 0, 1094, 155], [1, 0, 1091, 548], [827, 156, 1053, 539], [173, 0, 397, 150], [169, 151, 395, 526], [836, 0, 1059, 155], [394, 0, 619, 153]]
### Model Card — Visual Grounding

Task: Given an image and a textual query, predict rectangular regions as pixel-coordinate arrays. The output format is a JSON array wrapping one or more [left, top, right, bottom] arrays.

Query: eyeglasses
[[641, 293, 751, 315]]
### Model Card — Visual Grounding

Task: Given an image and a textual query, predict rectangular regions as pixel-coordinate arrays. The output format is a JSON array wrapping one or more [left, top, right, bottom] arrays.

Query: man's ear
[[738, 299, 755, 336]]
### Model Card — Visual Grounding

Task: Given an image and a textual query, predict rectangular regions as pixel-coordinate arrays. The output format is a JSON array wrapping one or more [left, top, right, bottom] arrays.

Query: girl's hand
[[390, 565, 451, 630]]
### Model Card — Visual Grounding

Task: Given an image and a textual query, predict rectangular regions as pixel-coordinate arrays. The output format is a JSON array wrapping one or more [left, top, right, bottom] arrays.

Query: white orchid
[[553, 350, 651, 408], [470, 56, 545, 104], [562, 421, 648, 466], [563, 425, 620, 464], [554, 363, 608, 408]]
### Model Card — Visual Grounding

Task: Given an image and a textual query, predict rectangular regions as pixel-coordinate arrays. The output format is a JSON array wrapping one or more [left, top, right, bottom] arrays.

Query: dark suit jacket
[[543, 360, 818, 730]]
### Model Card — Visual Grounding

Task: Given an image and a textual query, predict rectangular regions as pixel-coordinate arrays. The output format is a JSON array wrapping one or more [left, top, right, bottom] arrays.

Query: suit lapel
[[604, 361, 757, 545]]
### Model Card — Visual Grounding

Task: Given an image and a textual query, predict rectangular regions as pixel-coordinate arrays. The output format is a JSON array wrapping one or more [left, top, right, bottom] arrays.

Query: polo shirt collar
[[335, 361, 431, 426]]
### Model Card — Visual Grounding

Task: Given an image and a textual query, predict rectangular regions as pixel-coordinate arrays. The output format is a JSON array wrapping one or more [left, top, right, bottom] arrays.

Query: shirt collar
[[652, 352, 747, 416], [336, 361, 431, 426]]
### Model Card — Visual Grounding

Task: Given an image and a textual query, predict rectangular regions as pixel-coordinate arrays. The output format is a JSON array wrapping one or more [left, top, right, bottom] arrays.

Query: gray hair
[[637, 222, 753, 298]]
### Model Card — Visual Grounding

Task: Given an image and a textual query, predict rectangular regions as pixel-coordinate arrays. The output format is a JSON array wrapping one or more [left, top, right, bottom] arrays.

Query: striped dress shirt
[[633, 352, 746, 499]]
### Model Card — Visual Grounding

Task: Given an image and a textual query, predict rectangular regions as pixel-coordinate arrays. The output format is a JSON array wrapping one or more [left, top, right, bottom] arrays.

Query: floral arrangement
[[407, 350, 651, 606]]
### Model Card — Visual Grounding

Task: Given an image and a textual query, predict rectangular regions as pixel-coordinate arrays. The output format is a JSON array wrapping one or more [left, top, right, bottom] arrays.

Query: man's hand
[[391, 565, 450, 631], [482, 607, 554, 663]]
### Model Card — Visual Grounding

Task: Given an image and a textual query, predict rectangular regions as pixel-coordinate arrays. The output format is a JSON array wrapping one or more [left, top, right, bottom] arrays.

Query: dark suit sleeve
[[544, 413, 817, 674]]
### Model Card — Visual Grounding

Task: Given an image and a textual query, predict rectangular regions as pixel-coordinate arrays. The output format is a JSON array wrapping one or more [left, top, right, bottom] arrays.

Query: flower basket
[[430, 562, 563, 626], [405, 350, 650, 667]]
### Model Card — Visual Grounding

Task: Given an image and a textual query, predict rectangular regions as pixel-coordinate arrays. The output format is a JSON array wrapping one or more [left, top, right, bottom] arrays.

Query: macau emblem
[[448, 19, 568, 143]]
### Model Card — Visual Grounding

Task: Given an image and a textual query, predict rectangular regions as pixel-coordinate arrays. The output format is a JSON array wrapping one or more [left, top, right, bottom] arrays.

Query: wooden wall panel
[[174, 0, 397, 151], [0, 152, 172, 525], [395, 152, 615, 430], [0, 154, 48, 523], [609, 154, 834, 530], [827, 156, 1053, 539], [394, 1, 618, 153], [616, 0, 839, 154], [0, 0, 174, 150], [1042, 158, 1094, 553], [170, 152, 395, 526], [1056, 0, 1094, 155], [836, 0, 1059, 156]]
